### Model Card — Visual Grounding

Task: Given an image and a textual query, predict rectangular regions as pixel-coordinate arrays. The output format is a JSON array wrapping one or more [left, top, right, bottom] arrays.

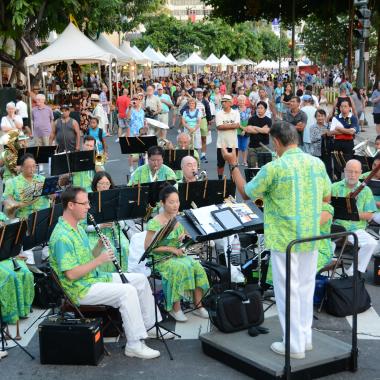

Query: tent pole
[[109, 61, 113, 130], [116, 64, 119, 98], [26, 65, 33, 135], [41, 66, 46, 97]]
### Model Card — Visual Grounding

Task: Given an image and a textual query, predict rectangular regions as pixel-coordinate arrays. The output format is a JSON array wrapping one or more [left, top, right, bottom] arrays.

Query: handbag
[[324, 276, 371, 317], [204, 285, 264, 333]]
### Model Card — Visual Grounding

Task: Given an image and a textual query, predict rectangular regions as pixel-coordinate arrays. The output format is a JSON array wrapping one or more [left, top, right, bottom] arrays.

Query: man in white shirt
[[15, 93, 31, 136], [248, 84, 260, 108], [215, 95, 240, 179], [300, 95, 317, 154]]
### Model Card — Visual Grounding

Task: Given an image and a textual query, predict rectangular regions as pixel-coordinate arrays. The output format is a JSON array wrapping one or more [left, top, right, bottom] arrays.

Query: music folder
[[119, 136, 158, 154], [50, 150, 95, 175], [331, 196, 360, 221], [178, 179, 236, 211], [17, 145, 57, 164], [135, 180, 176, 207], [163, 149, 195, 171]]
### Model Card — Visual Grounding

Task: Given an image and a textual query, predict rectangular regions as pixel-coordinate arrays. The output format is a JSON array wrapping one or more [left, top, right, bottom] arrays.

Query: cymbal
[[145, 118, 169, 129]]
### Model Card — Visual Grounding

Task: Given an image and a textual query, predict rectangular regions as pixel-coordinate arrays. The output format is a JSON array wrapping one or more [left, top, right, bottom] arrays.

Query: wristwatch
[[229, 163, 239, 173]]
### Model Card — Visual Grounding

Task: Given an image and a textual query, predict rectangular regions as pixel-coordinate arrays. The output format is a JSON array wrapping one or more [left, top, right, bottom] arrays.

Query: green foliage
[[299, 15, 348, 66], [257, 27, 290, 60]]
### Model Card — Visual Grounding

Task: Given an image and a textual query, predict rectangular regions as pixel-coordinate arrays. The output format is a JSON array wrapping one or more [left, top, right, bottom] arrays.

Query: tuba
[[353, 140, 378, 158]]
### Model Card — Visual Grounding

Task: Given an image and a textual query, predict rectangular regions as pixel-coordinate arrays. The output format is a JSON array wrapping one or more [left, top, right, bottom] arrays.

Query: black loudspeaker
[[0, 88, 17, 116], [39, 317, 104, 365]]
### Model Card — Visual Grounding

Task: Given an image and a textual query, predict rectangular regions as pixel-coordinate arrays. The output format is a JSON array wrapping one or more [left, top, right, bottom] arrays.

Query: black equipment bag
[[205, 285, 264, 333], [325, 276, 371, 317], [201, 260, 230, 290]]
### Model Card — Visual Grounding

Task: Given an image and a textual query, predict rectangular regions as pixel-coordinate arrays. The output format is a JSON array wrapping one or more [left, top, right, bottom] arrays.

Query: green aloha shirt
[[49, 217, 112, 304], [0, 211, 7, 222], [360, 171, 380, 210], [72, 170, 95, 192], [331, 179, 377, 232], [317, 203, 334, 271], [128, 163, 177, 185], [244, 147, 331, 253], [3, 174, 50, 219]]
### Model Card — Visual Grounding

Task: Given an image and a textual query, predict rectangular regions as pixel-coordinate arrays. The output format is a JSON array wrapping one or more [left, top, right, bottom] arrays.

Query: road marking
[[346, 307, 380, 340], [106, 159, 121, 163]]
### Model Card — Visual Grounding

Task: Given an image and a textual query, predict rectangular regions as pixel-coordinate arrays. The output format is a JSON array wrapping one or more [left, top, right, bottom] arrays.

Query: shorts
[[217, 147, 238, 168], [118, 117, 129, 129], [374, 113, 380, 124], [238, 135, 249, 151], [200, 118, 208, 137]]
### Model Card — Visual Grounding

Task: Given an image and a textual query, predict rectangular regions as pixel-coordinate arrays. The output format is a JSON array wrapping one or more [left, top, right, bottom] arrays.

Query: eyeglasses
[[72, 201, 91, 207]]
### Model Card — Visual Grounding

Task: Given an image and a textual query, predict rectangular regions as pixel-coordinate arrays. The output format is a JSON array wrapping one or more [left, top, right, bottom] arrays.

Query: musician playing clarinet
[[222, 121, 331, 360], [49, 186, 166, 359], [179, 156, 198, 183], [332, 159, 377, 276]]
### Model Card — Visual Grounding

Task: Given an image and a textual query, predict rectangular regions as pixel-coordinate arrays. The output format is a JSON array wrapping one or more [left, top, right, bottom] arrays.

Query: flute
[[88, 213, 129, 284]]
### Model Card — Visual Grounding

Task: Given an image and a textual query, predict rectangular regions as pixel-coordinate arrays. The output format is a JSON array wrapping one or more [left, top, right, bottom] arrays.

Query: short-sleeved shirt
[[283, 109, 307, 146], [215, 108, 240, 148], [158, 94, 173, 114], [332, 179, 377, 231], [116, 95, 131, 118], [49, 217, 112, 304], [244, 147, 331, 252], [72, 170, 95, 192], [3, 174, 50, 219], [129, 108, 145, 136], [247, 115, 272, 148], [128, 163, 177, 185], [86, 127, 104, 153], [1, 115, 23, 131], [360, 171, 380, 209], [32, 105, 53, 137]]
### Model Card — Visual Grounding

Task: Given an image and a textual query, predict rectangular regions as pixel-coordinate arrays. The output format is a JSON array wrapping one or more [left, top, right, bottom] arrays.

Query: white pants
[[79, 273, 160, 343], [346, 229, 377, 275], [371, 212, 380, 224], [272, 250, 318, 354]]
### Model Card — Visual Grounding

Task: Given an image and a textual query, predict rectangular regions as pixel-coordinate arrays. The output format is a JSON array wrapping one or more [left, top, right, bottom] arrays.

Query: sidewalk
[[355, 106, 377, 145]]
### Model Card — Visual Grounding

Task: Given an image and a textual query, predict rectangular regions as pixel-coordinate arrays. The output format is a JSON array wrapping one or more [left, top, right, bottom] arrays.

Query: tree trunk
[[347, 0, 354, 82]]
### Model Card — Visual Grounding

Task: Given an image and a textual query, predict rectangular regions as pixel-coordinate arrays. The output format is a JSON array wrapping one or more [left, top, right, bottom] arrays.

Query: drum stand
[[0, 302, 35, 360]]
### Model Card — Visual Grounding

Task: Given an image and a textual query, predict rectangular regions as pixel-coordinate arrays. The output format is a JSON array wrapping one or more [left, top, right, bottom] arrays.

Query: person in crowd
[[309, 109, 330, 159], [115, 88, 131, 142], [317, 88, 329, 113], [215, 95, 240, 179], [128, 146, 176, 185], [144, 185, 209, 322], [283, 96, 307, 148], [1, 102, 23, 137], [370, 81, 380, 134], [15, 93, 31, 136], [49, 105, 80, 153], [32, 94, 54, 149], [181, 98, 202, 152], [332, 160, 377, 276], [85, 115, 108, 159], [222, 121, 330, 359], [274, 81, 284, 117], [99, 83, 111, 135], [144, 85, 162, 121], [195, 88, 212, 164], [301, 95, 317, 153], [352, 87, 365, 132], [49, 186, 164, 359], [157, 84, 173, 139], [90, 93, 108, 134], [236, 95, 251, 166], [79, 90, 92, 133], [331, 85, 356, 119]]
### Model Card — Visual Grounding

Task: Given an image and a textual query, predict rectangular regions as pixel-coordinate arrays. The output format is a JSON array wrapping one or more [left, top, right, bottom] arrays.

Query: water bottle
[[230, 234, 241, 266]]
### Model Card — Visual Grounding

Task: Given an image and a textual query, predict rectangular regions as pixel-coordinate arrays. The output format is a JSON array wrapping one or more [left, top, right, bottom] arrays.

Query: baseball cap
[[156, 84, 163, 90], [221, 95, 232, 102], [195, 88, 203, 93], [60, 104, 70, 110]]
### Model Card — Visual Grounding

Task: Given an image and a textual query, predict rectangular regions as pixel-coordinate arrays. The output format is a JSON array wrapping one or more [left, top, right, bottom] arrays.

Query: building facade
[[166, 0, 212, 21]]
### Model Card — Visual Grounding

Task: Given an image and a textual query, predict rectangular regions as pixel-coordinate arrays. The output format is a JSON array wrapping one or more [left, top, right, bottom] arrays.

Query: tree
[[257, 28, 290, 61], [0, 0, 163, 77], [300, 15, 348, 66]]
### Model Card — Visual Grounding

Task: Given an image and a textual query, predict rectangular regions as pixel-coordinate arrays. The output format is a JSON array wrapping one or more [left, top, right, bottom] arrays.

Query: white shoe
[[115, 138, 120, 143], [192, 307, 209, 319], [147, 329, 175, 340], [169, 309, 188, 322], [305, 343, 313, 351], [270, 342, 305, 359], [0, 350, 8, 359], [124, 341, 160, 359]]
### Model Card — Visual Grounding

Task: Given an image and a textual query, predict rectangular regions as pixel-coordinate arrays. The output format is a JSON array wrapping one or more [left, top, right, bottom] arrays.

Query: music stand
[[138, 180, 177, 208], [244, 168, 261, 182], [50, 150, 95, 176], [178, 179, 236, 211], [163, 149, 195, 171], [119, 136, 158, 154], [0, 221, 35, 359], [17, 146, 57, 165], [367, 180, 380, 196], [353, 154, 374, 173], [331, 196, 360, 221], [257, 152, 272, 167], [138, 219, 181, 360]]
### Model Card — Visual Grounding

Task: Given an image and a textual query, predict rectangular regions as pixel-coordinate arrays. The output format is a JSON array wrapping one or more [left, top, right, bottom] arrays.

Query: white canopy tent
[[235, 58, 253, 66], [132, 45, 151, 62], [219, 54, 234, 66], [165, 53, 178, 65], [143, 46, 165, 64], [205, 53, 221, 65], [155, 50, 170, 64], [120, 42, 150, 64], [24, 22, 116, 132], [180, 52, 206, 66], [94, 34, 132, 64]]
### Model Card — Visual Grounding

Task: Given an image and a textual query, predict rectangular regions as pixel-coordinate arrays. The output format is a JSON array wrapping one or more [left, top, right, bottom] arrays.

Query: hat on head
[[90, 93, 100, 101], [60, 104, 70, 110], [195, 88, 203, 93], [89, 115, 100, 122], [156, 84, 163, 90], [302, 94, 312, 101], [221, 95, 232, 102]]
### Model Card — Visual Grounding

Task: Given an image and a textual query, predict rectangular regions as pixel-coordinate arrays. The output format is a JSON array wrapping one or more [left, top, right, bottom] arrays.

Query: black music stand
[[17, 146, 57, 165], [257, 152, 272, 168], [0, 221, 35, 359], [353, 154, 374, 173], [50, 150, 95, 176], [138, 222, 181, 360], [178, 179, 236, 211], [137, 180, 177, 209], [244, 168, 261, 182], [163, 149, 195, 171], [331, 196, 360, 221], [119, 136, 158, 154], [367, 180, 380, 196]]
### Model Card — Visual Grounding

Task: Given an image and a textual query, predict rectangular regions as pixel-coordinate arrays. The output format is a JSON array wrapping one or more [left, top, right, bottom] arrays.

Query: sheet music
[[221, 202, 259, 223], [191, 205, 220, 234]]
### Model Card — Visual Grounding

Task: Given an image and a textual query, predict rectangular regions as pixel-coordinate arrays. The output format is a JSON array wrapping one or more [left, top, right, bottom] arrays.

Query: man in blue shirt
[[157, 84, 173, 139]]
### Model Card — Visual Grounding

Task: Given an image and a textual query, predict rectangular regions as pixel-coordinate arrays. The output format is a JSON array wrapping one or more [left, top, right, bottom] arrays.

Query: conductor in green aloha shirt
[[222, 120, 331, 360], [128, 145, 177, 185]]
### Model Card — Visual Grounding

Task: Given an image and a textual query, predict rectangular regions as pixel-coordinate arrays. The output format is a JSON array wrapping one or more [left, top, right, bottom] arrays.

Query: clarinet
[[88, 213, 129, 283]]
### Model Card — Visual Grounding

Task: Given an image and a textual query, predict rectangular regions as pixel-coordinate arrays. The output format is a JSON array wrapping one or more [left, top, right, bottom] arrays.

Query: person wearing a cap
[[283, 96, 307, 148], [143, 85, 162, 122], [90, 93, 108, 135], [49, 105, 80, 153], [215, 95, 240, 179], [300, 95, 317, 154], [157, 85, 173, 139]]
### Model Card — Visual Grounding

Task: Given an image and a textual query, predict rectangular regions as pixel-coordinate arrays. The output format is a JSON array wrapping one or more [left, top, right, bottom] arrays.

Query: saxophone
[[2, 130, 22, 177]]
